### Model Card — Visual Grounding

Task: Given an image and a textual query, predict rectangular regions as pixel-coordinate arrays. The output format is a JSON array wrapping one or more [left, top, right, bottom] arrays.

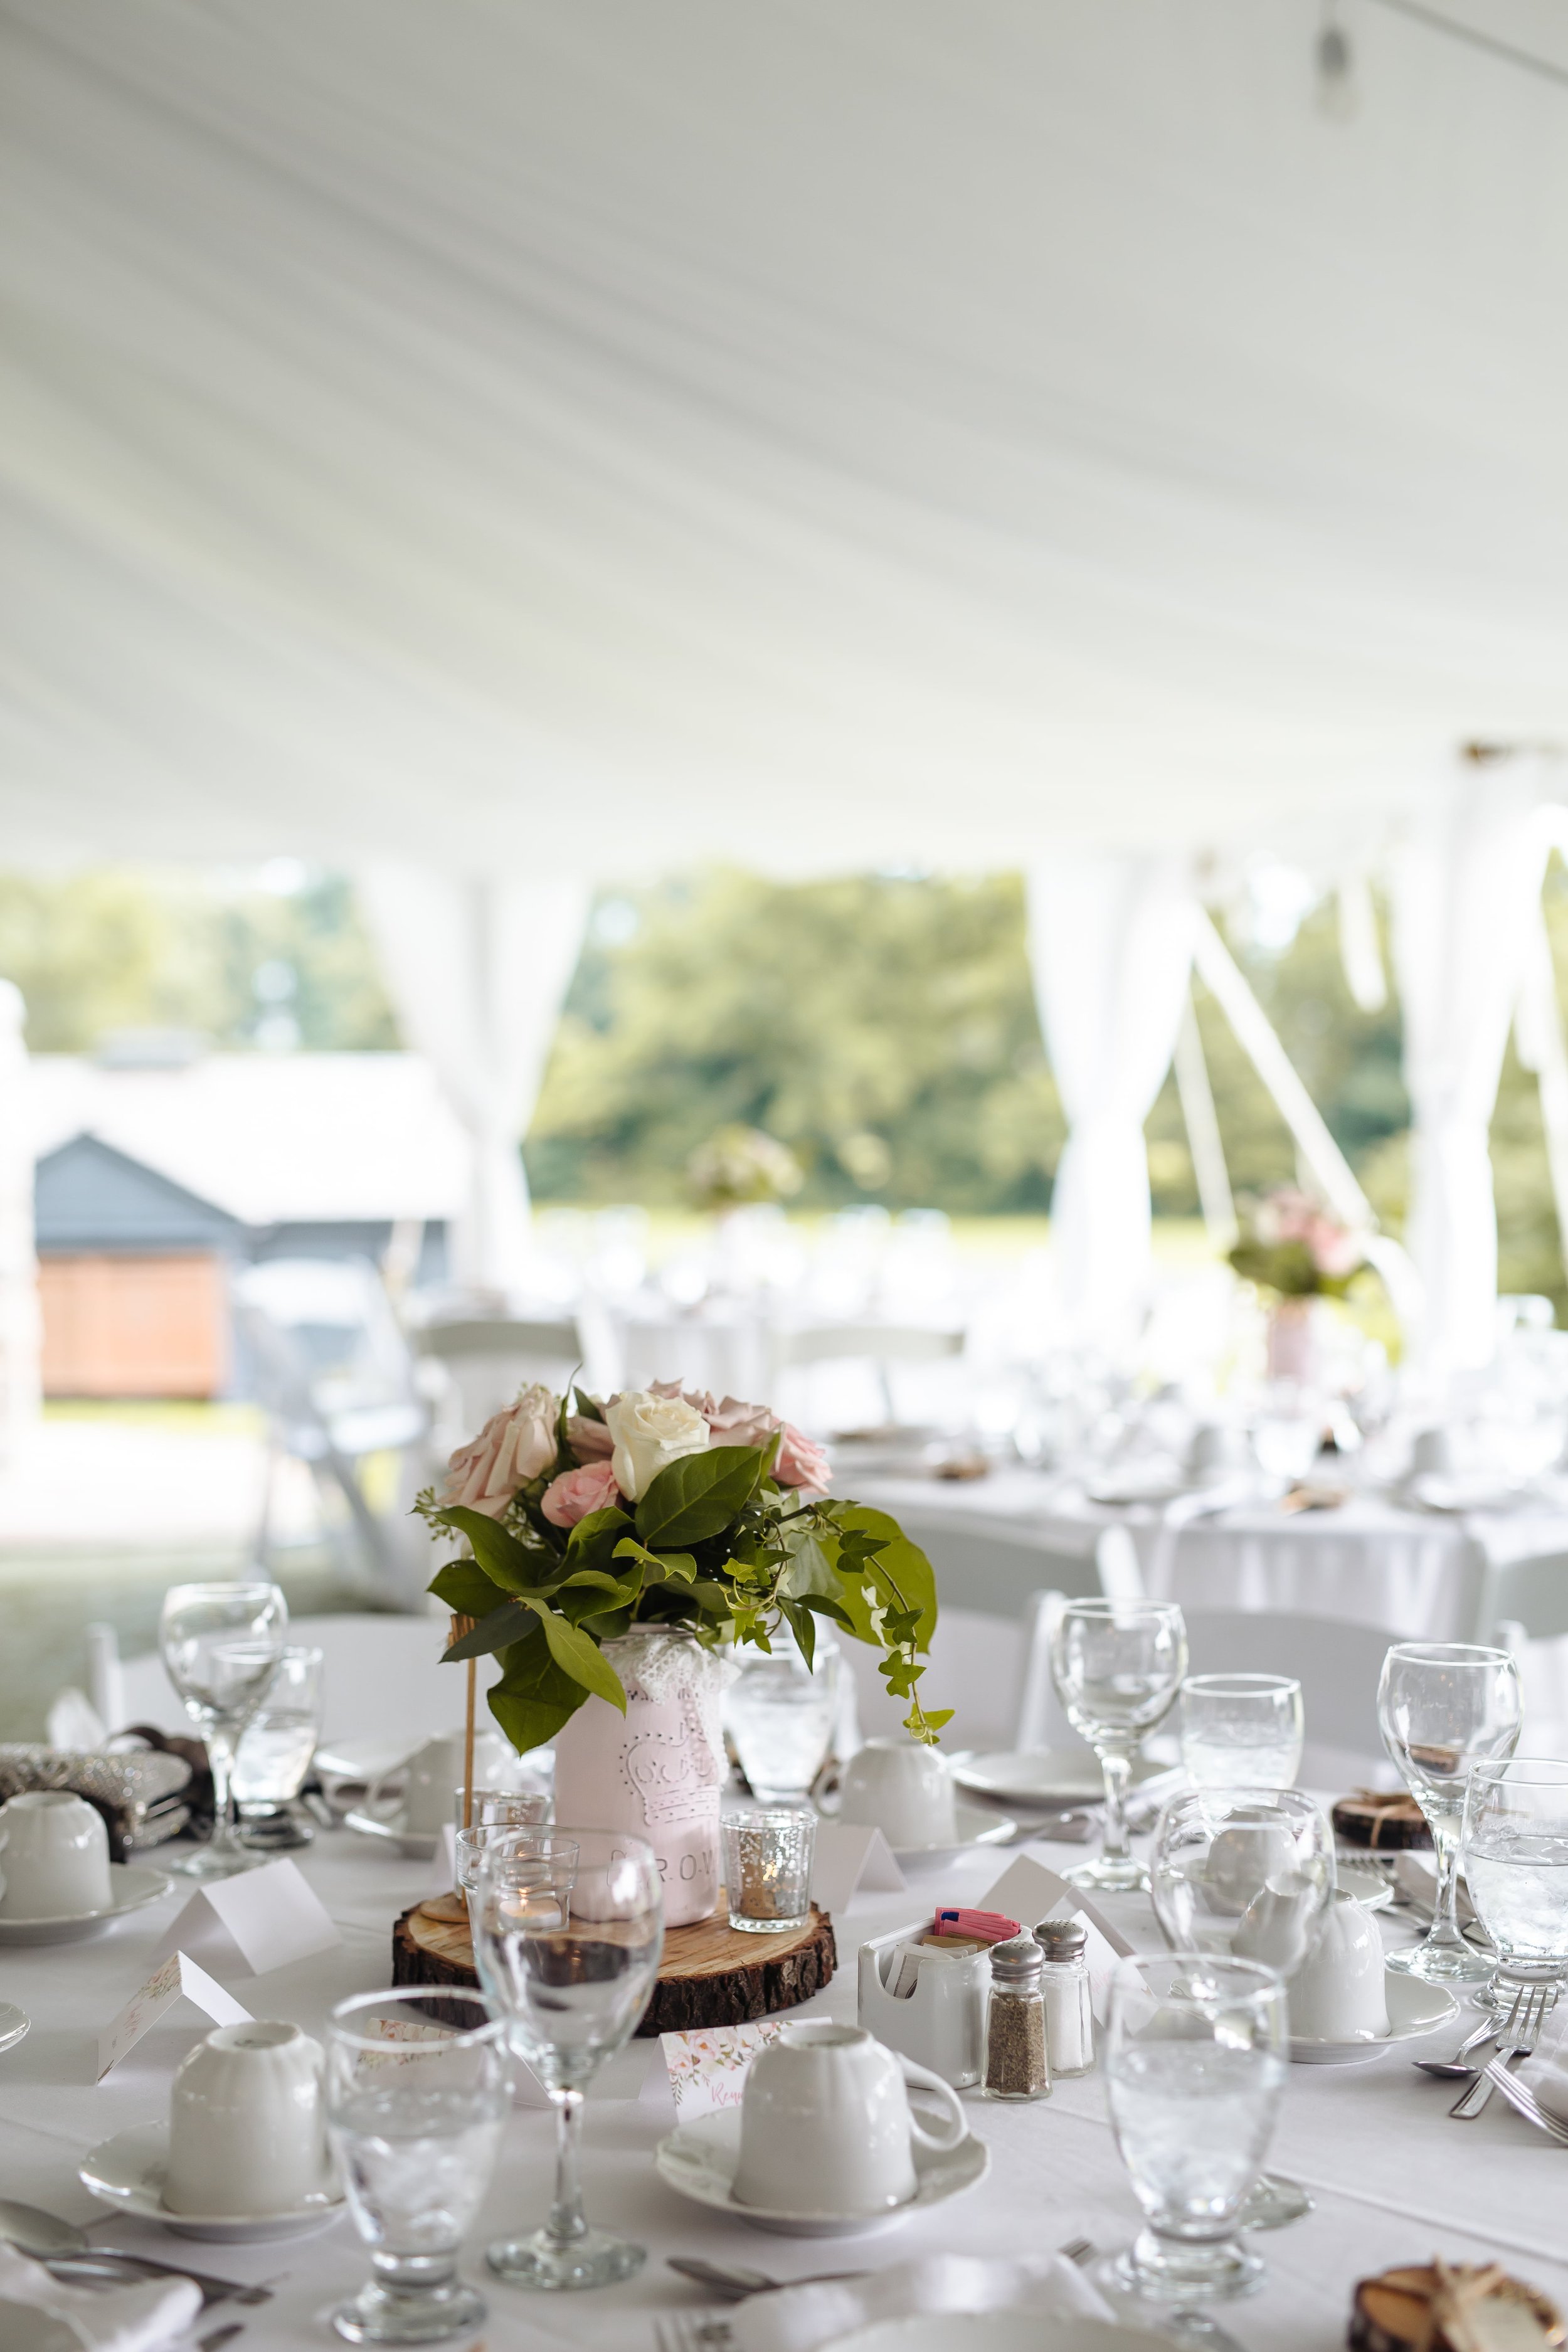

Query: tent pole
[[1172, 993, 1236, 1251], [1513, 911, 1568, 1281]]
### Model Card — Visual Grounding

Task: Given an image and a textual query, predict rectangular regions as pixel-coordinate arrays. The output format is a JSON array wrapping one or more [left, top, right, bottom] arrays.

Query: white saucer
[[1084, 1471, 1186, 1507], [654, 2107, 989, 2236], [0, 2003, 29, 2055], [832, 2321, 1169, 2352], [0, 1865, 173, 1946], [888, 1801, 1017, 1864], [81, 2121, 346, 2242], [1337, 1858, 1394, 1912], [953, 1751, 1168, 1808], [343, 1808, 439, 1860], [314, 1736, 413, 1783], [1289, 1969, 1457, 2065], [1408, 1474, 1525, 1515]]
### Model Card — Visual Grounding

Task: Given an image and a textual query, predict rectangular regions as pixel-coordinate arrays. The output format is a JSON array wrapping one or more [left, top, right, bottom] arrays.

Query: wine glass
[[159, 1581, 289, 1878], [1378, 1641, 1522, 1983], [1463, 1759, 1568, 1989], [326, 1988, 509, 2344], [1150, 1786, 1333, 2233], [1103, 1953, 1288, 2305], [1179, 1675, 1303, 1791], [470, 1827, 664, 2290], [1050, 1599, 1187, 1890]]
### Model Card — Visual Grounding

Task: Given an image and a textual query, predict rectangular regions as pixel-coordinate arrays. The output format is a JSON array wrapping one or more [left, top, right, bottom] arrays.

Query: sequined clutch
[[0, 1744, 193, 1860]]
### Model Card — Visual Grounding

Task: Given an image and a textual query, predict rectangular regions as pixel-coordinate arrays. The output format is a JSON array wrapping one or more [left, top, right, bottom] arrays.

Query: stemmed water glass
[[1463, 1759, 1568, 1991], [159, 1581, 289, 1878], [1050, 1599, 1187, 1890], [470, 1826, 664, 2290], [326, 1988, 510, 2344], [1378, 1642, 1522, 1982], [1104, 1953, 1288, 2305]]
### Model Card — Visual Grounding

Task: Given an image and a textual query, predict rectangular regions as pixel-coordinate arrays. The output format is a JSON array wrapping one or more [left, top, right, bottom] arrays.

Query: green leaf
[[635, 1444, 772, 1549], [563, 1507, 634, 1568], [834, 1507, 937, 1651], [527, 1605, 628, 1712], [428, 1560, 506, 1620], [487, 1628, 589, 1756], [442, 1598, 534, 1660], [436, 1504, 556, 1596], [572, 1387, 607, 1424], [613, 1536, 700, 1585]]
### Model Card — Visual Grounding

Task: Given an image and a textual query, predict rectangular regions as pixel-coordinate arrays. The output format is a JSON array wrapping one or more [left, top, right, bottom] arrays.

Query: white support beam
[[1172, 993, 1237, 1252]]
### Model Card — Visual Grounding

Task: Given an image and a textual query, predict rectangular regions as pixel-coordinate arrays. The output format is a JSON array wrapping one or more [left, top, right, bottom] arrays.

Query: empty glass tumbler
[[1463, 1757, 1568, 1985], [1179, 1675, 1303, 1792], [233, 1645, 324, 1849], [724, 1629, 839, 1803]]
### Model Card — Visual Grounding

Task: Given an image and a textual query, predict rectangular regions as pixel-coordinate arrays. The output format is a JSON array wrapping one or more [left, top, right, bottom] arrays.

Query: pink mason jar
[[549, 1629, 728, 1927]]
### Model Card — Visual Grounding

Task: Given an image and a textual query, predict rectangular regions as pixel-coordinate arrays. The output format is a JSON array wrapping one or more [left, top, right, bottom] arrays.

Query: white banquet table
[[3, 1821, 1568, 2352]]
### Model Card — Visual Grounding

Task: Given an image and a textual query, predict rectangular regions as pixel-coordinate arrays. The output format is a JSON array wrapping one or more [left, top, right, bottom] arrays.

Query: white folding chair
[[1473, 1549, 1568, 1757], [1180, 1606, 1397, 1788], [775, 1322, 964, 1424], [416, 1314, 585, 1450]]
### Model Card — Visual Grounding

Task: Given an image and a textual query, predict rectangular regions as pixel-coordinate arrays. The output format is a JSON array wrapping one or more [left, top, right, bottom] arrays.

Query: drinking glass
[[159, 1581, 289, 1878], [1104, 1953, 1288, 2304], [470, 1826, 663, 2289], [724, 1629, 839, 1804], [1050, 1599, 1187, 1890], [326, 1989, 509, 2344], [1180, 1676, 1303, 1791], [458, 1790, 551, 1833], [233, 1645, 324, 1849], [1463, 1758, 1568, 1985], [1148, 1786, 1330, 2237], [1378, 1641, 1523, 1982]]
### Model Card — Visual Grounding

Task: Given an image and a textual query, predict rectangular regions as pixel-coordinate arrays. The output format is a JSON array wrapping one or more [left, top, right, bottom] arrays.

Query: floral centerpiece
[[418, 1382, 945, 1924], [1227, 1187, 1365, 1300], [686, 1124, 803, 1212]]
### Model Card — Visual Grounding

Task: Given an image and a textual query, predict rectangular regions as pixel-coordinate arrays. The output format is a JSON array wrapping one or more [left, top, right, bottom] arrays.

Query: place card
[[810, 1821, 905, 1915], [978, 1854, 1132, 2018], [153, 1858, 340, 1978], [658, 2019, 789, 2119], [98, 1951, 252, 2080]]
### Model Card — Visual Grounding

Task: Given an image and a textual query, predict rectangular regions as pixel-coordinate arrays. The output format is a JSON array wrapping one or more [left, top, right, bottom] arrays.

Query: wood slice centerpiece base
[[391, 1897, 837, 2036]]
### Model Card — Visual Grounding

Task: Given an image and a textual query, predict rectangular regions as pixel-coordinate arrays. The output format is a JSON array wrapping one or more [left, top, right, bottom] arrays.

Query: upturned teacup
[[733, 2020, 965, 2216], [1286, 1888, 1390, 2042], [366, 1729, 514, 1836], [837, 1739, 956, 1848], [166, 2021, 331, 2215], [0, 1791, 112, 1919]]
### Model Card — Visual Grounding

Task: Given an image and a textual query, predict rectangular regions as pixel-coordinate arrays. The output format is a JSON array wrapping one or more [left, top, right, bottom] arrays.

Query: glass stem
[[206, 1725, 239, 1855], [548, 2087, 587, 2247], [1427, 1821, 1468, 1957], [1098, 1748, 1133, 1868]]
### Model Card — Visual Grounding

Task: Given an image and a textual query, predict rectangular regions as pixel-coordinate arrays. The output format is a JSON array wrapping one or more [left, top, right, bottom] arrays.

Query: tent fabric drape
[[5, 3, 1568, 874], [1389, 761, 1554, 1372], [1027, 859, 1195, 1352], [359, 870, 590, 1295], [0, 982, 40, 1461]]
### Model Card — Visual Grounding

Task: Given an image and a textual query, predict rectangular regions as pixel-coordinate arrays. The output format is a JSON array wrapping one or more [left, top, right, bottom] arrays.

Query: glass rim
[[1180, 1673, 1301, 1698], [1113, 1950, 1286, 2005], [1056, 1598, 1185, 1623], [326, 1986, 505, 2053], [1384, 1641, 1518, 1668], [272, 1643, 324, 1664], [1160, 1784, 1322, 1816], [161, 1579, 284, 1603], [1469, 1756, 1568, 1788], [722, 1809, 818, 1831]]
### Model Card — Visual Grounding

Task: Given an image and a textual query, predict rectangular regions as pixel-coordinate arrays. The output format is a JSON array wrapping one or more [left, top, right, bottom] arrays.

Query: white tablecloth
[[4, 1822, 1568, 2351]]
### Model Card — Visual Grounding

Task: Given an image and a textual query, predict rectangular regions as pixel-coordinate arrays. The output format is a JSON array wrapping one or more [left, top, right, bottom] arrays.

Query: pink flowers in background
[[647, 1380, 829, 1490], [1229, 1186, 1366, 1300], [541, 1459, 622, 1528], [440, 1382, 559, 1518], [773, 1422, 831, 1490]]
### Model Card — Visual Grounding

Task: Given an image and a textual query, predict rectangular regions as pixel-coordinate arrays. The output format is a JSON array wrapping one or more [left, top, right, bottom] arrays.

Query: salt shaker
[[981, 1934, 1050, 2100], [1036, 1915, 1094, 2076]]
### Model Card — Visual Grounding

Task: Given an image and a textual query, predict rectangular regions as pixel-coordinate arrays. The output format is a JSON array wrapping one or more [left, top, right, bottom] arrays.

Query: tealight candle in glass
[[720, 1810, 816, 1934]]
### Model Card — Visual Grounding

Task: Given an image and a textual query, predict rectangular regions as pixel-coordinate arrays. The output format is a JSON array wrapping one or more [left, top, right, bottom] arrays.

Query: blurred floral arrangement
[[687, 1123, 803, 1212], [417, 1380, 946, 1755], [1228, 1186, 1365, 1298]]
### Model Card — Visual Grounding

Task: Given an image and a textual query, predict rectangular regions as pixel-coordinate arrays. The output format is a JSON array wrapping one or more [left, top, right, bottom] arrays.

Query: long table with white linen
[[3, 1821, 1567, 2352]]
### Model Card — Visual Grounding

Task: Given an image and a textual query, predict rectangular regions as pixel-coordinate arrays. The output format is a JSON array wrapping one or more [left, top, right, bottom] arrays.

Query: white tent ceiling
[[3, 0, 1568, 876]]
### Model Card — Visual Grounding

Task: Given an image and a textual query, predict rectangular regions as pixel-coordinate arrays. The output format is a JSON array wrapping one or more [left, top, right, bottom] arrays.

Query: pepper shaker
[[1036, 1915, 1094, 2076], [981, 1933, 1050, 2100]]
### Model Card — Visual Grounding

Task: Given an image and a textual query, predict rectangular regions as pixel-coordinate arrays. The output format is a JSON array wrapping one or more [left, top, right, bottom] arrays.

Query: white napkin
[[1520, 2003, 1568, 2122], [0, 2245, 202, 2352], [1391, 1852, 1476, 1926], [730, 2252, 1114, 2352]]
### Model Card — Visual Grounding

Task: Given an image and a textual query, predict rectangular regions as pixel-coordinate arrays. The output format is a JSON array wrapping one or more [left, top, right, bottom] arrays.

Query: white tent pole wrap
[[1338, 872, 1389, 1015], [359, 869, 590, 1296], [1027, 858, 1195, 1352], [1173, 994, 1237, 1253], [0, 981, 41, 1461]]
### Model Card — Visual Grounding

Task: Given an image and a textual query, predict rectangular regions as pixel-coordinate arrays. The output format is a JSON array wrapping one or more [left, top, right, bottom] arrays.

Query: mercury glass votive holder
[[721, 1809, 815, 1934]]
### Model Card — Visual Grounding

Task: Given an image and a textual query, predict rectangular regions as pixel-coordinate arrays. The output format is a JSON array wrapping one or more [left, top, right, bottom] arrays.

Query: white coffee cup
[[838, 1739, 956, 1848], [0, 1791, 112, 1919], [366, 1728, 514, 1836], [734, 2020, 966, 2216], [1286, 1889, 1390, 2042], [166, 2021, 331, 2216]]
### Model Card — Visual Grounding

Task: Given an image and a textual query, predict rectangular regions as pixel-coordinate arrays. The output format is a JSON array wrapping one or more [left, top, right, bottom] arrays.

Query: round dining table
[[3, 1812, 1566, 2352]]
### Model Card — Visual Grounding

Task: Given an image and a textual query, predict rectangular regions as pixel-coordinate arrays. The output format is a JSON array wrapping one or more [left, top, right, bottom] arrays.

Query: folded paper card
[[810, 1821, 904, 1915], [660, 2019, 790, 2119], [98, 1951, 252, 2080], [153, 1857, 339, 1978], [978, 1853, 1131, 2018]]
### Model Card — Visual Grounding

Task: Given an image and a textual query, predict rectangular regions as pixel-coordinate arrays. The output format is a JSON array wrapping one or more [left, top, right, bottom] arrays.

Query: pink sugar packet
[[933, 1907, 1021, 1944]]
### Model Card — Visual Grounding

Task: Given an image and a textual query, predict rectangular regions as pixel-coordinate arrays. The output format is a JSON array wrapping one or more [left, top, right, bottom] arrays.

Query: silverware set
[[1406, 1974, 1568, 2141], [0, 2194, 270, 2346]]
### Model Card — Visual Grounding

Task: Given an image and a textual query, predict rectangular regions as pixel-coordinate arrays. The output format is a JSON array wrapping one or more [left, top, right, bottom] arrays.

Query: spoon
[[667, 2257, 867, 2300], [1412, 2016, 1504, 2080], [0, 2200, 270, 2306]]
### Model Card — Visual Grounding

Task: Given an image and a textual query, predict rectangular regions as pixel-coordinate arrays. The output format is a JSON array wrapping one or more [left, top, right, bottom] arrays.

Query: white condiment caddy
[[856, 1921, 992, 2089]]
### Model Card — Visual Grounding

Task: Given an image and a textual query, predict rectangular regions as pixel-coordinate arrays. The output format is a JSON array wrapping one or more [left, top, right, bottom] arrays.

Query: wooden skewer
[[449, 1613, 479, 1835]]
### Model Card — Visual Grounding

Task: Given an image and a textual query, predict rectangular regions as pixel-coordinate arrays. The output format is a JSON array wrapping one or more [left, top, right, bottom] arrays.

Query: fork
[[1473, 2055, 1568, 2146], [1450, 1981, 1553, 2117], [1415, 1979, 1526, 2077]]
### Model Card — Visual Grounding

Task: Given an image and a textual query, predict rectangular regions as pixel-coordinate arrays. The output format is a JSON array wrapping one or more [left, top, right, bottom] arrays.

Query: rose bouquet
[[1227, 1187, 1365, 1299], [417, 1381, 947, 1757], [686, 1123, 803, 1212]]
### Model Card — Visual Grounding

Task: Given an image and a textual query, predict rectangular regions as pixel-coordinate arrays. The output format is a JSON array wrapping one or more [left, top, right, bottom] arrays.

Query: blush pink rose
[[440, 1384, 559, 1518], [647, 1380, 778, 1449], [541, 1460, 622, 1528], [566, 1412, 615, 1461], [773, 1422, 831, 1491]]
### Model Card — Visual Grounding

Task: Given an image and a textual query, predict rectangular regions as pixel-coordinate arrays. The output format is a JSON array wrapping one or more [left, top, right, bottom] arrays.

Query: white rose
[[440, 1382, 559, 1518], [605, 1389, 711, 1502]]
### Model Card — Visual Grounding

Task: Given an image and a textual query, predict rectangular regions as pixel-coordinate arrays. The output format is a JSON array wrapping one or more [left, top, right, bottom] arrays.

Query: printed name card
[[98, 1952, 252, 2080], [153, 1857, 340, 1978], [810, 1822, 906, 1916], [659, 2020, 789, 2119], [978, 1853, 1132, 2020]]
